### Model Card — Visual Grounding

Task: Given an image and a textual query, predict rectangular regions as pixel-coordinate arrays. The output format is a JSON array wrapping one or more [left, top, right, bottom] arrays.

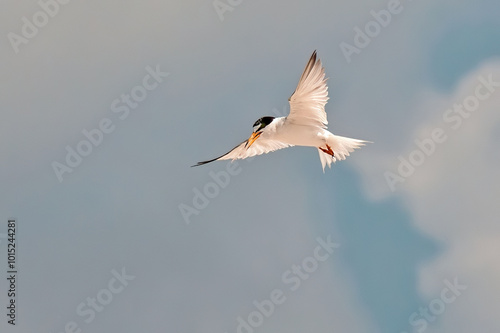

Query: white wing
[[193, 138, 292, 166], [287, 50, 329, 128]]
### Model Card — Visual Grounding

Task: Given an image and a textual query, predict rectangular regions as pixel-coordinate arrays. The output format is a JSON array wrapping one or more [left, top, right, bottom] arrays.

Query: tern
[[193, 50, 369, 171]]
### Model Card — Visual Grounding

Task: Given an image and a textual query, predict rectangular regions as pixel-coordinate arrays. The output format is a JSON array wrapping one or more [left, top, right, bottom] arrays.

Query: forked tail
[[318, 134, 370, 172]]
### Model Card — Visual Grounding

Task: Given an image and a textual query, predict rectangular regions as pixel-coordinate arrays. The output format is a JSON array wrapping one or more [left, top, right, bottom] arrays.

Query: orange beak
[[246, 132, 261, 148]]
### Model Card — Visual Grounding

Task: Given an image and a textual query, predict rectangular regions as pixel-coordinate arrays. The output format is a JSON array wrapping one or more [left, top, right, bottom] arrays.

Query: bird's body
[[194, 51, 369, 171], [266, 119, 319, 146]]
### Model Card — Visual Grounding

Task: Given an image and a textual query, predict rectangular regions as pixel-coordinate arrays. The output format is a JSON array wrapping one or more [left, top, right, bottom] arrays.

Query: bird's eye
[[252, 116, 274, 132], [253, 119, 262, 132]]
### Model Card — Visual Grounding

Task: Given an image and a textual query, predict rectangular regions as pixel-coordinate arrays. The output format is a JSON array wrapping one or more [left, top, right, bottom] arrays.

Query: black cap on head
[[253, 116, 275, 129]]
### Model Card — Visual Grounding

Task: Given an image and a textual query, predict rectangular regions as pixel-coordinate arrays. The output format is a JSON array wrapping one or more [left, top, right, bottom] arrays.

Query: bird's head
[[247, 116, 275, 148]]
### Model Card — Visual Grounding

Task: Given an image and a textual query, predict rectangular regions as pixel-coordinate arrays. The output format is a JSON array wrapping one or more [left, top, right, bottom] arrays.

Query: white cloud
[[371, 60, 500, 332]]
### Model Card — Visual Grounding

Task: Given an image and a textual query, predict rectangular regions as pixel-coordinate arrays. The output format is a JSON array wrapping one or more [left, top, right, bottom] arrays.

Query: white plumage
[[194, 51, 370, 171]]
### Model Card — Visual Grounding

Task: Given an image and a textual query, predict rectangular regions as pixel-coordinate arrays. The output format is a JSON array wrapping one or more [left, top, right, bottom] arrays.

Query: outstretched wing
[[287, 50, 329, 128], [193, 138, 292, 166]]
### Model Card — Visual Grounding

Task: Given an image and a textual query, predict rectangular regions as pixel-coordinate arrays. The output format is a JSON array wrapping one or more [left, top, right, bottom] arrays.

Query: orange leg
[[319, 144, 334, 157]]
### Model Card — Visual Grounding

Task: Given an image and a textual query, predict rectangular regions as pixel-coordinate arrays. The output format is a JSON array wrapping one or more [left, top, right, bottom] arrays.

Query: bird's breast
[[273, 123, 327, 147]]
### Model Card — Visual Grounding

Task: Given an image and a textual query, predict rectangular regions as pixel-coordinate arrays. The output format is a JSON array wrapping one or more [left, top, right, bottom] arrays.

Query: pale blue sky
[[1, 1, 500, 332]]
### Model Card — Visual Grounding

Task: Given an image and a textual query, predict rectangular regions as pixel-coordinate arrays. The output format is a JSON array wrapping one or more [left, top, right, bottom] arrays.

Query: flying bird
[[193, 50, 369, 171]]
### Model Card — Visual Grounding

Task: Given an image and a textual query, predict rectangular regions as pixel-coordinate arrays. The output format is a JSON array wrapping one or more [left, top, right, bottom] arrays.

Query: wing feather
[[193, 138, 292, 166], [287, 50, 329, 128]]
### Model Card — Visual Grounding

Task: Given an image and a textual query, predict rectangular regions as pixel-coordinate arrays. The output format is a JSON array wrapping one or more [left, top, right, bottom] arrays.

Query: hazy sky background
[[1, 1, 500, 332]]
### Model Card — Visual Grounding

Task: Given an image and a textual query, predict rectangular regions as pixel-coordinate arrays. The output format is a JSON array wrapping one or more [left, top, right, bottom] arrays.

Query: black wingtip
[[191, 140, 248, 169], [191, 158, 218, 168]]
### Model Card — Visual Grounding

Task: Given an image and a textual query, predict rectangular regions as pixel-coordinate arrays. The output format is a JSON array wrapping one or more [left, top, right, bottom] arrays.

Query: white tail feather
[[317, 135, 370, 172]]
